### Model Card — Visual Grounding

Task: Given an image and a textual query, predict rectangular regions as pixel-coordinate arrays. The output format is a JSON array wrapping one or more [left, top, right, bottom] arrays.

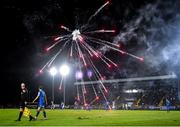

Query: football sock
[[36, 111, 40, 117], [43, 111, 46, 118], [18, 111, 23, 121]]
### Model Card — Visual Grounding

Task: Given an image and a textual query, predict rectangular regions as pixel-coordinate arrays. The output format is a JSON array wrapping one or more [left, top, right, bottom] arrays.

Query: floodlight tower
[[49, 67, 57, 104], [59, 64, 70, 106]]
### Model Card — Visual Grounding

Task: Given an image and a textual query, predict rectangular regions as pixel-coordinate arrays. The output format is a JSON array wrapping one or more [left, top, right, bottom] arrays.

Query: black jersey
[[20, 90, 28, 107]]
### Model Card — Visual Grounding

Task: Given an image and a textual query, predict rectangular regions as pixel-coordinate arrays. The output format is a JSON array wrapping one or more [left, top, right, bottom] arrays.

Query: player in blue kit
[[166, 98, 171, 112], [33, 86, 48, 120]]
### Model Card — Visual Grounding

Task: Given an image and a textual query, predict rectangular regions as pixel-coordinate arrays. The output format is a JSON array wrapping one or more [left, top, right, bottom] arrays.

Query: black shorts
[[19, 102, 25, 109]]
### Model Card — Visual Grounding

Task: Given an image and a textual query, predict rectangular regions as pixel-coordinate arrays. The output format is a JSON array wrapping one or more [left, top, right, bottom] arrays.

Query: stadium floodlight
[[59, 64, 70, 106], [49, 67, 57, 76], [59, 64, 70, 76], [87, 70, 93, 78], [75, 71, 83, 80]]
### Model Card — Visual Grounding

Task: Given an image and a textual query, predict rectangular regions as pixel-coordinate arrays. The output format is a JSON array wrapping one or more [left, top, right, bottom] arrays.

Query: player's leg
[[29, 115, 35, 121], [29, 114, 35, 121], [42, 107, 47, 119], [16, 107, 24, 121], [167, 105, 170, 112], [35, 107, 41, 119], [16, 102, 25, 121]]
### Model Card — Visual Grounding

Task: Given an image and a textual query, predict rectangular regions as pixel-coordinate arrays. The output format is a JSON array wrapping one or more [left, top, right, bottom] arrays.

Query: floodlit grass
[[0, 109, 180, 126]]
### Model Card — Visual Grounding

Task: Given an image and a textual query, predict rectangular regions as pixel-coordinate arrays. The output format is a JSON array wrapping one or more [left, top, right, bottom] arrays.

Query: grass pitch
[[0, 109, 180, 126]]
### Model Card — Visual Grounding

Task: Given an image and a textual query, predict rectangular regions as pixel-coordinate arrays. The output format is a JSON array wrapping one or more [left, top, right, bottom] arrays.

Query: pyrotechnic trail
[[40, 1, 144, 106]]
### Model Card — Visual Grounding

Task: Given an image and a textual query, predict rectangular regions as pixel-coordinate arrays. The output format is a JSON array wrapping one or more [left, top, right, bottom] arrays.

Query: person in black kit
[[15, 83, 35, 121]]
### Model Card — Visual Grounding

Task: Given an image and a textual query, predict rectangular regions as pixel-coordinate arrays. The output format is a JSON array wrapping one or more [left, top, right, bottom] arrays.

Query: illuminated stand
[[75, 74, 178, 109]]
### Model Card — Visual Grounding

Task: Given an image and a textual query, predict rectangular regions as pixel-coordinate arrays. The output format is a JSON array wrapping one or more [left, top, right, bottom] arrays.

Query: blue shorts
[[38, 102, 45, 108]]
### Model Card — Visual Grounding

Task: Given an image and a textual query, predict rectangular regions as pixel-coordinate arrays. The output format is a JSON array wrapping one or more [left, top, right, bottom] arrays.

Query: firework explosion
[[39, 1, 144, 106]]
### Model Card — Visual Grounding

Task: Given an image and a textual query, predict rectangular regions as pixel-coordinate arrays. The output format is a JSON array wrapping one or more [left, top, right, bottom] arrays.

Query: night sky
[[1, 0, 180, 106]]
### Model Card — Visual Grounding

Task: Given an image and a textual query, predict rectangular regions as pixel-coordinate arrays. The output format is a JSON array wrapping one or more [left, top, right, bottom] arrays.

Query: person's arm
[[45, 94, 48, 105], [24, 90, 28, 105], [33, 92, 40, 103]]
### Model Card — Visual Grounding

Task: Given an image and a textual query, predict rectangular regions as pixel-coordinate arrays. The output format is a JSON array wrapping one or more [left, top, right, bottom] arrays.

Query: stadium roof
[[74, 74, 177, 85]]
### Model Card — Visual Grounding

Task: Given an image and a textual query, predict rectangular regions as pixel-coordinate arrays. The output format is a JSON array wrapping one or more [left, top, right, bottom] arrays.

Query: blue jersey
[[38, 89, 46, 107]]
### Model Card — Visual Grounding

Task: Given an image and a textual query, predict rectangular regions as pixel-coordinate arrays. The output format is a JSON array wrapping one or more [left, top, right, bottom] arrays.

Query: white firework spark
[[39, 1, 144, 106]]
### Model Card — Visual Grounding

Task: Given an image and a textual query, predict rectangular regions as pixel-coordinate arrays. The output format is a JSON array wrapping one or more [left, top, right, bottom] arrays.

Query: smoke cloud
[[113, 0, 180, 76]]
